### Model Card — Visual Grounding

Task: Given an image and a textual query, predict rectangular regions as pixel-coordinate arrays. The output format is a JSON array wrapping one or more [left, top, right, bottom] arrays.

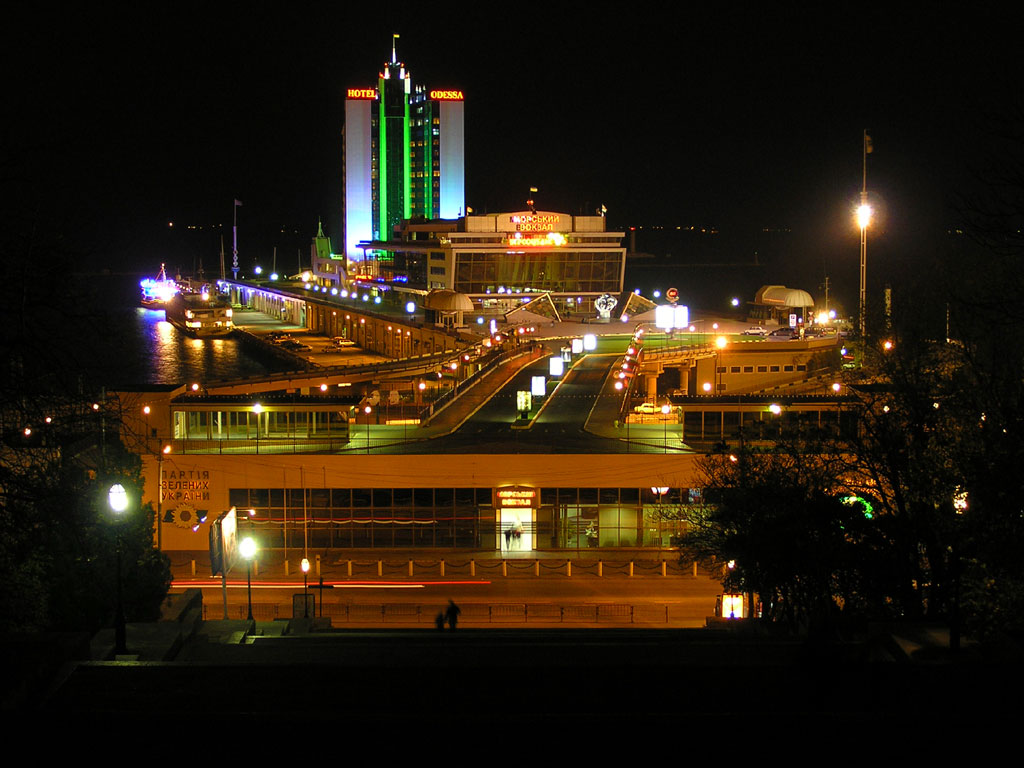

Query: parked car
[[634, 402, 672, 414], [741, 326, 768, 336], [768, 327, 798, 339]]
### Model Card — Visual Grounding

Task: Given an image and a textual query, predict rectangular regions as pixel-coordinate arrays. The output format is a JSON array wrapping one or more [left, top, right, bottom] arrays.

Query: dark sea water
[[78, 272, 292, 388]]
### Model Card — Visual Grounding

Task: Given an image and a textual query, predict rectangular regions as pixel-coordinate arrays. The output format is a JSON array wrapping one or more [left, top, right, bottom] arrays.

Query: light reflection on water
[[133, 307, 278, 385]]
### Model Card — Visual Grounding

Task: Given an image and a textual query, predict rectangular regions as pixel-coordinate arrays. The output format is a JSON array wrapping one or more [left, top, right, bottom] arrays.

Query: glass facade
[[229, 485, 695, 551], [453, 250, 622, 295]]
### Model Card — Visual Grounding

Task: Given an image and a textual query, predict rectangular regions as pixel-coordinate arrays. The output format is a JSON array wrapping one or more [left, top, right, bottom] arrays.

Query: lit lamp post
[[715, 336, 728, 393], [108, 483, 129, 655], [832, 382, 842, 437], [301, 557, 311, 619], [951, 488, 968, 652], [364, 405, 372, 453], [661, 403, 671, 453], [252, 402, 263, 454], [768, 403, 782, 439], [858, 129, 872, 340], [240, 536, 257, 622], [857, 201, 872, 340]]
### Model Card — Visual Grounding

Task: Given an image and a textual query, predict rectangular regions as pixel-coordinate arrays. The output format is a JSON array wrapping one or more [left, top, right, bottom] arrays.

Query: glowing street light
[[715, 336, 728, 393], [240, 536, 257, 622], [857, 203, 872, 230], [108, 483, 130, 654], [301, 557, 311, 618], [858, 129, 873, 339]]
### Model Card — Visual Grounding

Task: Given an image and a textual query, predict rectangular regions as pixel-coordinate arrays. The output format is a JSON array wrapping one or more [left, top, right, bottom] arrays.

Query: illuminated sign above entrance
[[506, 232, 566, 247], [497, 487, 536, 507], [347, 88, 378, 99], [429, 89, 464, 101]]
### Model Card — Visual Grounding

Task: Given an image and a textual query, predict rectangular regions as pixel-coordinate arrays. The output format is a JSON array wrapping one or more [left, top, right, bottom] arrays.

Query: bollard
[[470, 559, 475, 577], [535, 559, 540, 576], [408, 559, 413, 577], [284, 559, 289, 576], [191, 559, 196, 576], [598, 560, 603, 577], [662, 559, 667, 577], [692, 561, 697, 577], [629, 561, 634, 577], [377, 560, 383, 577], [347, 559, 352, 577], [567, 560, 571, 578], [440, 559, 445, 577], [502, 560, 507, 577], [315, 554, 321, 577]]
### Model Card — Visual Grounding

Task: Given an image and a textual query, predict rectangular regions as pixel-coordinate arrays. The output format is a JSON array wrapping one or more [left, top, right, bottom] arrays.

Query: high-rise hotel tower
[[344, 40, 465, 262]]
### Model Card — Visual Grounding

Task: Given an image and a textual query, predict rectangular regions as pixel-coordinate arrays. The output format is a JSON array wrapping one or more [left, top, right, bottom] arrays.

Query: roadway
[[396, 342, 686, 453], [175, 567, 721, 628]]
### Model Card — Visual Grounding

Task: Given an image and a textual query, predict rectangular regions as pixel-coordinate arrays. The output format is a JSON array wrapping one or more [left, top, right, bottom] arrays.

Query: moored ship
[[140, 263, 179, 307], [164, 286, 234, 337]]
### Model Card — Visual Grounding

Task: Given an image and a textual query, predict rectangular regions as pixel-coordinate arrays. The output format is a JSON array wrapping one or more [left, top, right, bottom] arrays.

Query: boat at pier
[[164, 285, 234, 337], [140, 264, 179, 307]]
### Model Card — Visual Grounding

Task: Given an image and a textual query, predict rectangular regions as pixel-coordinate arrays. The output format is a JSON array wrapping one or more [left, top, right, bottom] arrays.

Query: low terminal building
[[119, 387, 701, 555]]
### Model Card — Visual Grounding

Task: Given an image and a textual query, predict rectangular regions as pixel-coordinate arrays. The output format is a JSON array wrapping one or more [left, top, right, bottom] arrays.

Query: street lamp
[[108, 483, 129, 655], [240, 536, 257, 622], [661, 403, 671, 453], [301, 557, 311, 619], [364, 405, 372, 453], [252, 402, 263, 454], [858, 129, 872, 340], [858, 202, 872, 340], [715, 336, 728, 393]]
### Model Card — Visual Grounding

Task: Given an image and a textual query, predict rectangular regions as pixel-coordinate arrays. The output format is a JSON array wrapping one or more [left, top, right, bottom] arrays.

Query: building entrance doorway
[[499, 507, 532, 552]]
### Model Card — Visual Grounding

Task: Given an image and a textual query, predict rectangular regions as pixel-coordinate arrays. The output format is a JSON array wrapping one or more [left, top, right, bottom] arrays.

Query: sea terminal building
[[120, 388, 700, 554], [343, 210, 627, 320], [140, 452, 701, 554]]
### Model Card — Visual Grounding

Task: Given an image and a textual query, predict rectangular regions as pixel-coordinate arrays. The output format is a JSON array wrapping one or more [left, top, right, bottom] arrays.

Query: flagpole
[[232, 199, 242, 280]]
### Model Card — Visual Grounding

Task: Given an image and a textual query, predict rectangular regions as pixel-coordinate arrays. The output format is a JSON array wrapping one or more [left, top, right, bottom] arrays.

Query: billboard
[[209, 506, 238, 577]]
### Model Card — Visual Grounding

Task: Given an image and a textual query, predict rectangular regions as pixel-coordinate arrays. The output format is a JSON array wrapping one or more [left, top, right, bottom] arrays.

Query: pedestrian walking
[[445, 599, 461, 630]]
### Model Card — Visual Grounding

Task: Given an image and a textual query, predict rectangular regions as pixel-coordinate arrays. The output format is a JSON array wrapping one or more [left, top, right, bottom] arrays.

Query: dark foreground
[[12, 620, 1023, 736]]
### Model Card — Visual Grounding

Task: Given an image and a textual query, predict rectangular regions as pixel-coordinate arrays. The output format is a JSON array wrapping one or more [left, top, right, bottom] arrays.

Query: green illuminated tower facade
[[373, 57, 412, 240], [344, 43, 465, 261]]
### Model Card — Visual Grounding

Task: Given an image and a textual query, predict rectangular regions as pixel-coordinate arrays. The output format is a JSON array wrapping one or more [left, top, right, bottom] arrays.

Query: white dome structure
[[754, 285, 815, 308], [423, 289, 474, 329], [424, 289, 474, 312]]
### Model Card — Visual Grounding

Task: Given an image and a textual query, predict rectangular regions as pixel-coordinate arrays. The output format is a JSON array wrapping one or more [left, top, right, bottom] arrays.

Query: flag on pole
[[234, 199, 243, 206]]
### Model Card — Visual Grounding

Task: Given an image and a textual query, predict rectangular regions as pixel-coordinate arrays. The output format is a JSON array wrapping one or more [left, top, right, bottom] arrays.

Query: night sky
[[4, 4, 1020, 313]]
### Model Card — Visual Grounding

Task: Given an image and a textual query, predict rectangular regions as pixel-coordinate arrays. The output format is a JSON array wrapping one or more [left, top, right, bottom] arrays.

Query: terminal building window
[[228, 485, 697, 551], [453, 251, 622, 295]]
